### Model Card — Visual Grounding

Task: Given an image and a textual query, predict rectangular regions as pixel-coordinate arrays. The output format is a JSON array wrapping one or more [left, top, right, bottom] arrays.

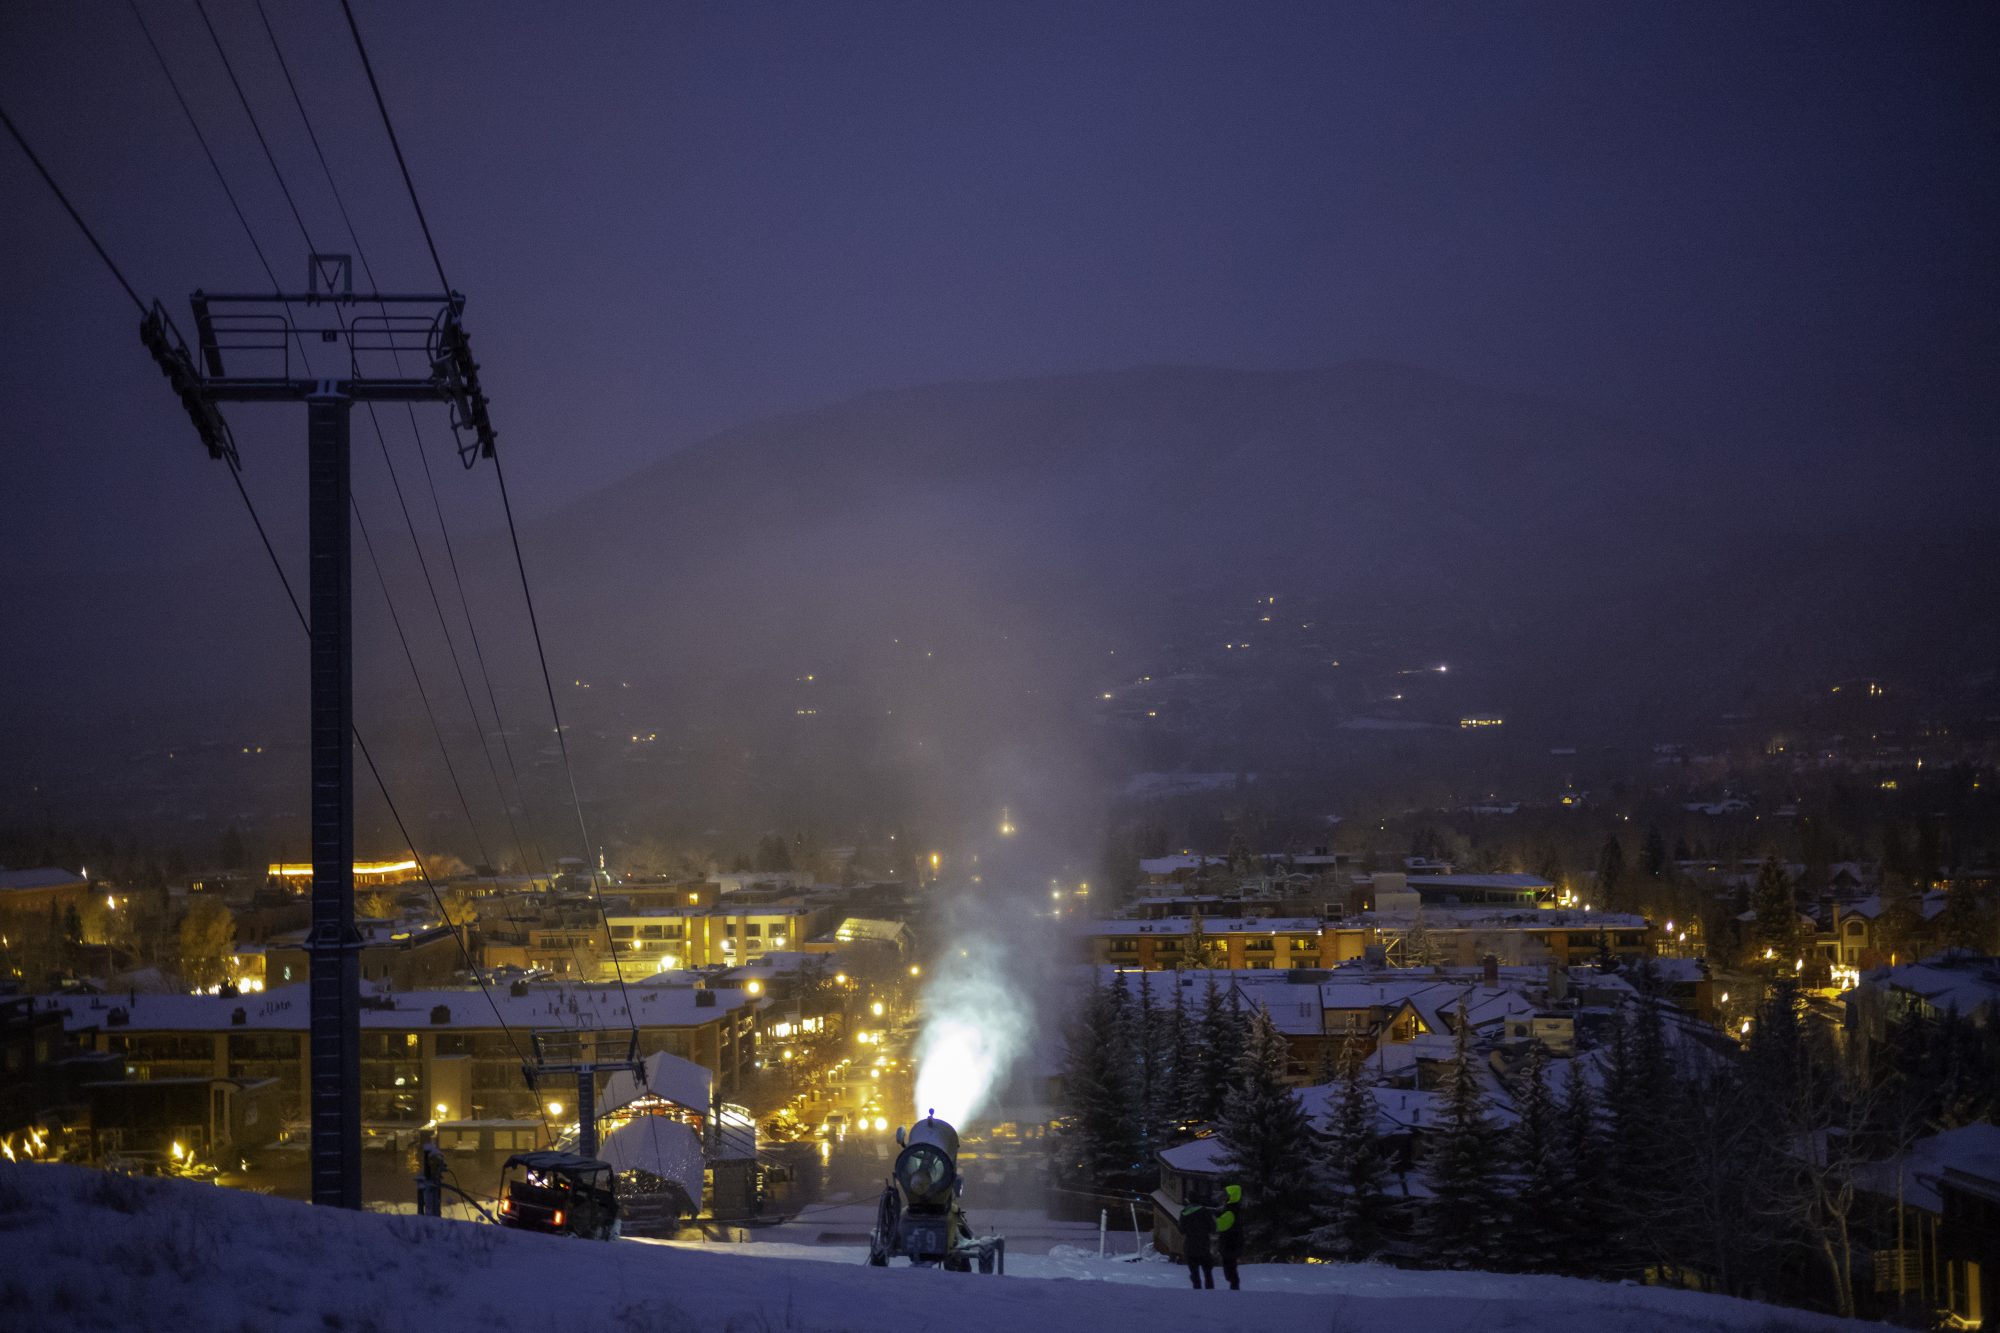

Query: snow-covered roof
[[1073, 919, 1195, 937], [1080, 915, 1340, 938], [1859, 953, 2000, 1016], [600, 1050, 712, 1117], [1138, 854, 1216, 876], [1318, 978, 1458, 1011], [1457, 987, 1538, 1031], [35, 980, 752, 1034], [1405, 874, 1552, 891], [1642, 958, 1708, 985], [1258, 992, 1324, 1036], [1359, 907, 1647, 929], [1159, 1136, 1231, 1174], [1207, 917, 1322, 935], [0, 867, 86, 892], [831, 917, 909, 943], [1837, 890, 1947, 922], [1853, 1122, 2000, 1213]]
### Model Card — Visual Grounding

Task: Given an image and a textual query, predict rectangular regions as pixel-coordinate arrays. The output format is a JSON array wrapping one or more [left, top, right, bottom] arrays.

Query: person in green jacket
[[1179, 1199, 1217, 1289], [1214, 1183, 1244, 1290]]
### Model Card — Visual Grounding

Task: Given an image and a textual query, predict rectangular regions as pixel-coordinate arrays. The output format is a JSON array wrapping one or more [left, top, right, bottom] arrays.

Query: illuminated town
[[2, 2, 1996, 1331]]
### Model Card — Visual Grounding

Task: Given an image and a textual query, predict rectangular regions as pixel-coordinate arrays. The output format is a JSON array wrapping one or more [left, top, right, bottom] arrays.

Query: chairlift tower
[[526, 1027, 644, 1158], [141, 253, 497, 1208]]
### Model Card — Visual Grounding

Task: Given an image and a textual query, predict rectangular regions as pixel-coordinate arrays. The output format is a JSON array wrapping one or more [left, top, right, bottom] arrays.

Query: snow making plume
[[912, 924, 1036, 1127]]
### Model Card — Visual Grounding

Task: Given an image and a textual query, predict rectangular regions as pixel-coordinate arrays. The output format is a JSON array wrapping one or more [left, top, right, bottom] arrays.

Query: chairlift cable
[[3, 80, 549, 1136], [256, 0, 549, 887]]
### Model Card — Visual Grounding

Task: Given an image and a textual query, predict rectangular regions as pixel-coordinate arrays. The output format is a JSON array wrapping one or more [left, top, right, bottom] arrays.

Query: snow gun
[[866, 1111, 1005, 1273]]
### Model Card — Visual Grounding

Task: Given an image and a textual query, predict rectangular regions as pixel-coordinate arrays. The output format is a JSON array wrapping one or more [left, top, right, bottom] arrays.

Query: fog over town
[[1, 4, 1995, 1330]]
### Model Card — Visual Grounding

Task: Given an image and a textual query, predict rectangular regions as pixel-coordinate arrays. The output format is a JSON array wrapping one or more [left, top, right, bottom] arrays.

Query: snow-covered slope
[[0, 1163, 1871, 1333]]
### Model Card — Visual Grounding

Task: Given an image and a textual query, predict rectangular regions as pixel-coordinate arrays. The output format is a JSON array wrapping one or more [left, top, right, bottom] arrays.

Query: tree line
[[1059, 966, 2000, 1318]]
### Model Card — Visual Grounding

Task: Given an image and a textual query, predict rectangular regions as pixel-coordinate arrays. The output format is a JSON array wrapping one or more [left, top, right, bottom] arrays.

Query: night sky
[[2, 1, 1994, 583]]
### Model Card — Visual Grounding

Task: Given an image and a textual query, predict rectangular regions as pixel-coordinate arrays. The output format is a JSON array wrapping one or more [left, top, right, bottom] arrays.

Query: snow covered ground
[[0, 1163, 1874, 1333]]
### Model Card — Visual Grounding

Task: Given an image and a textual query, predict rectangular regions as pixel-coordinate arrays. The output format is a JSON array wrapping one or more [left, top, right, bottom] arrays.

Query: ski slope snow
[[0, 1163, 1872, 1332]]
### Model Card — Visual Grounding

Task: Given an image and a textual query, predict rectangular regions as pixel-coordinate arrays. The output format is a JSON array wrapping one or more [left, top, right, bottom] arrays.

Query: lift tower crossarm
[[525, 1028, 646, 1160], [139, 255, 498, 1208]]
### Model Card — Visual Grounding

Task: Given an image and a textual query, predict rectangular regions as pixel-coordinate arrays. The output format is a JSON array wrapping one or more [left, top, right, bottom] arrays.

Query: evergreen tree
[[1135, 970, 1167, 1152], [1217, 1006, 1316, 1257], [1197, 974, 1246, 1122], [1596, 837, 1626, 912], [1169, 976, 1204, 1130], [1534, 845, 1565, 894], [752, 833, 794, 873], [1314, 1031, 1345, 1086], [1602, 1001, 1677, 1271], [1504, 1044, 1565, 1272], [1226, 830, 1256, 879], [1748, 855, 1802, 968], [1557, 1058, 1608, 1275], [1641, 826, 1668, 880], [1311, 1042, 1388, 1260], [1874, 853, 1926, 964], [1423, 1007, 1501, 1269], [219, 826, 246, 871], [1059, 974, 1144, 1189], [1939, 882, 1992, 953]]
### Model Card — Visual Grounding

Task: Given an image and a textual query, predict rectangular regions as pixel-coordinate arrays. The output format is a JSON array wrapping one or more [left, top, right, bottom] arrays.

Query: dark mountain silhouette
[[4, 362, 1993, 848]]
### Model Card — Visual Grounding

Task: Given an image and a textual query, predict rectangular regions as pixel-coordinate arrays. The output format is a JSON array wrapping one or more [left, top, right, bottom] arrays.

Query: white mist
[[911, 931, 1034, 1127]]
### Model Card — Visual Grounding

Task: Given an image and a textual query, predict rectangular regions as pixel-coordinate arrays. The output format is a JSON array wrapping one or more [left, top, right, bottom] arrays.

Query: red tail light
[[499, 1199, 513, 1214]]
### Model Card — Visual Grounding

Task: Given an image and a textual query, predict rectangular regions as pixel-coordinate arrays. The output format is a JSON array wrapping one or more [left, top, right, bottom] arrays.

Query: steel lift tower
[[142, 253, 496, 1208]]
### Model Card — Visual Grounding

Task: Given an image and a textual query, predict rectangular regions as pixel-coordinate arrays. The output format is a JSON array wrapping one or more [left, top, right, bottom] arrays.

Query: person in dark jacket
[[1214, 1183, 1244, 1290], [1179, 1200, 1217, 1289]]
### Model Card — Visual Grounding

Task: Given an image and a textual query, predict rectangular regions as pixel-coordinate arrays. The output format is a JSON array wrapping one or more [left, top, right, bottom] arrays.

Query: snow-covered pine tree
[[1557, 1056, 1607, 1276], [1135, 969, 1167, 1153], [1059, 972, 1143, 1189], [1749, 854, 1803, 968], [1217, 1005, 1316, 1257], [1169, 974, 1204, 1131], [1604, 999, 1679, 1271], [1314, 1024, 1348, 1085], [1310, 1040, 1388, 1261], [1504, 1043, 1564, 1272], [1423, 1005, 1501, 1270], [1198, 973, 1247, 1123]]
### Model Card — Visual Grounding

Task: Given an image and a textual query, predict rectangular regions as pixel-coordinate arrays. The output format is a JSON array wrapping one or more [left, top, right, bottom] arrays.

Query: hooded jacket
[[1215, 1184, 1243, 1256]]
